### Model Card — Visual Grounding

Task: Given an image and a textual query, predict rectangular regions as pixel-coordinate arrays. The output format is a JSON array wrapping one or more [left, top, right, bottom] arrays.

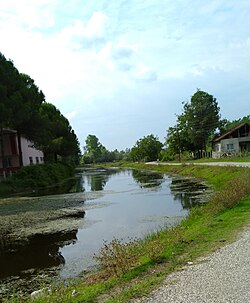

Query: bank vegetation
[[0, 162, 75, 197], [2, 163, 250, 303]]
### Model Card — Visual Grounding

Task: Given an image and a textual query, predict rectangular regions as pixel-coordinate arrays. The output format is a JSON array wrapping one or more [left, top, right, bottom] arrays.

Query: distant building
[[212, 123, 250, 159], [0, 129, 44, 176]]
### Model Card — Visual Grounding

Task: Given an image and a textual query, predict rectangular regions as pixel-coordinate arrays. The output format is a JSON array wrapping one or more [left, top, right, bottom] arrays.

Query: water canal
[[0, 167, 210, 296]]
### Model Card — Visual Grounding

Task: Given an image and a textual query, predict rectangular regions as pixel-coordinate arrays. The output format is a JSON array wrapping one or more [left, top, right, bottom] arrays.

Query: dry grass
[[94, 238, 142, 277], [211, 169, 250, 211]]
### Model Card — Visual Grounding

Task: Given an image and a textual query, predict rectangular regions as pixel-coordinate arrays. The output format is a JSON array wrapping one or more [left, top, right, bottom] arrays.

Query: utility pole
[[176, 125, 181, 162]]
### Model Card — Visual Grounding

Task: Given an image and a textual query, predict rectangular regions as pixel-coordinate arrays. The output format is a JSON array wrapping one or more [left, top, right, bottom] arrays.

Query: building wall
[[20, 137, 44, 166], [0, 133, 19, 170], [212, 136, 250, 158], [220, 138, 240, 153], [1, 133, 44, 174]]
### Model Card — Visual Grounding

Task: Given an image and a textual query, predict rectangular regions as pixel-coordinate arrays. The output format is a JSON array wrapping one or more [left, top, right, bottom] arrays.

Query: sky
[[0, 0, 250, 151]]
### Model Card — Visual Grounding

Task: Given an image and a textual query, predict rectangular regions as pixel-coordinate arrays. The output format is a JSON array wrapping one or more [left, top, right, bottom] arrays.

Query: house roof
[[2, 128, 17, 134], [213, 122, 250, 142]]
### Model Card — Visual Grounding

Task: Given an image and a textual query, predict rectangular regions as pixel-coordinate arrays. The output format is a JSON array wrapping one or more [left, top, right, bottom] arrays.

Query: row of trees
[[127, 90, 249, 162], [0, 52, 80, 168], [124, 90, 222, 162], [82, 134, 129, 164], [81, 134, 163, 164], [82, 90, 249, 164]]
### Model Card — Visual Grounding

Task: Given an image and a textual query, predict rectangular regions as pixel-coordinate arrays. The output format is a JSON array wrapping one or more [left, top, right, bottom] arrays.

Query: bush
[[94, 238, 141, 276], [2, 162, 74, 194], [210, 169, 250, 211]]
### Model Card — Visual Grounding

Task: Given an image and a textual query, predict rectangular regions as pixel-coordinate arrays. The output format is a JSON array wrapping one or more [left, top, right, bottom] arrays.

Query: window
[[4, 158, 12, 168], [40, 157, 43, 163], [29, 157, 33, 165], [214, 144, 220, 152], [226, 144, 234, 150], [36, 157, 39, 164]]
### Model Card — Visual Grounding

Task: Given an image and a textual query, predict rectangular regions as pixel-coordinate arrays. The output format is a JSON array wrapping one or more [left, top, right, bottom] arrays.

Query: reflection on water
[[170, 177, 208, 209], [0, 167, 210, 297], [0, 230, 77, 279], [132, 170, 164, 189], [81, 168, 121, 191]]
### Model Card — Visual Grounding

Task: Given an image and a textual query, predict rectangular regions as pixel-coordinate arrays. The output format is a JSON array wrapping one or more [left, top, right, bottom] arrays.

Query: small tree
[[130, 134, 163, 162]]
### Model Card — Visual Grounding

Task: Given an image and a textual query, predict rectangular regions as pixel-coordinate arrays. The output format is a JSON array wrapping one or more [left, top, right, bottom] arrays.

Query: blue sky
[[0, 0, 250, 151]]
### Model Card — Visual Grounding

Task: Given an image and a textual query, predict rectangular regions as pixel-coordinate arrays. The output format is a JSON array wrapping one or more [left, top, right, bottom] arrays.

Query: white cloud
[[0, 0, 56, 29], [57, 12, 108, 50], [134, 65, 157, 82]]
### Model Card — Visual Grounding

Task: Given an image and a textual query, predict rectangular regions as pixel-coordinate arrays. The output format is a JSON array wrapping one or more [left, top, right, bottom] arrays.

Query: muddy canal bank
[[0, 168, 210, 297]]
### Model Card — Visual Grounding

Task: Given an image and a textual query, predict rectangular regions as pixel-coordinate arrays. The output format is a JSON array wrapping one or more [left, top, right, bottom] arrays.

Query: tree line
[[81, 90, 249, 164], [82, 134, 130, 164], [0, 52, 80, 169]]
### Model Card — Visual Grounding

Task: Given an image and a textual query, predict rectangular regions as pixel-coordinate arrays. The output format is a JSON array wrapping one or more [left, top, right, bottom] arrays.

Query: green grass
[[187, 156, 250, 163], [2, 163, 250, 303]]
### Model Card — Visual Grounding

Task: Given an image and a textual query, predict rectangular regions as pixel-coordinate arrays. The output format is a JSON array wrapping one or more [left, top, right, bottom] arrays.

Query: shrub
[[94, 238, 141, 277], [211, 169, 250, 210], [2, 162, 75, 194]]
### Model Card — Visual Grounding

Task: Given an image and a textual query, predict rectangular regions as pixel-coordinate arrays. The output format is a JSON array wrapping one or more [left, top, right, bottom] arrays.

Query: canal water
[[0, 167, 209, 296]]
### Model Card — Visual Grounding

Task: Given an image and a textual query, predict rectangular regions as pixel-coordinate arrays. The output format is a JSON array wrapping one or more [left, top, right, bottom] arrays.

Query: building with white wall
[[212, 123, 250, 159], [0, 129, 44, 176]]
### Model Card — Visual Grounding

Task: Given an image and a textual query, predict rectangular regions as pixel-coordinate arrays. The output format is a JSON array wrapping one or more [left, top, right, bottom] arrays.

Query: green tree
[[166, 113, 195, 160], [0, 52, 80, 169], [37, 103, 80, 164], [10, 73, 45, 166], [0, 53, 46, 168], [165, 90, 220, 159], [0, 53, 23, 172], [83, 135, 104, 163], [218, 115, 250, 134], [130, 134, 163, 162], [183, 90, 220, 154]]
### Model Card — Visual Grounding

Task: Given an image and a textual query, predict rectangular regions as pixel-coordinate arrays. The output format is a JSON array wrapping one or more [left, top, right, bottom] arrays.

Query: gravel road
[[133, 227, 250, 303]]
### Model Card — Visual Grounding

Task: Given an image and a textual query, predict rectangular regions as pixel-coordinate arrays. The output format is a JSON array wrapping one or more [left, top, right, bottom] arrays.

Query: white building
[[212, 123, 250, 159], [0, 129, 44, 176]]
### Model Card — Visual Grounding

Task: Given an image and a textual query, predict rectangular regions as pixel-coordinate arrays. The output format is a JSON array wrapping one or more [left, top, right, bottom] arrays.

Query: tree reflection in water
[[0, 229, 79, 280], [82, 168, 121, 191], [132, 170, 164, 189], [0, 229, 79, 297], [170, 178, 208, 209]]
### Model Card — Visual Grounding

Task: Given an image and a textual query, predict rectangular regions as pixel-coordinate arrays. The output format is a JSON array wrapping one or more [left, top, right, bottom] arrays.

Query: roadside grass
[[2, 163, 250, 303], [188, 156, 250, 163], [157, 155, 250, 163]]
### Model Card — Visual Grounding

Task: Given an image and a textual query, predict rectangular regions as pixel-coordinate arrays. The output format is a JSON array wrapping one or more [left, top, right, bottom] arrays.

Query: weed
[[94, 238, 142, 277], [212, 169, 250, 210]]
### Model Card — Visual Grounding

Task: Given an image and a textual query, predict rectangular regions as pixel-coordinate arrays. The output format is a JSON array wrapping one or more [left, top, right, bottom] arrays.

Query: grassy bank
[[2, 163, 250, 303], [0, 162, 75, 197]]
